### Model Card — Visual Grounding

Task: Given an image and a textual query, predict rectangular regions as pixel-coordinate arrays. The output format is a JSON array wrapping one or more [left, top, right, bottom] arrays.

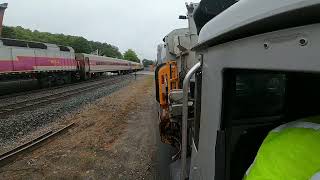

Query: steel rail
[[0, 75, 126, 116], [0, 74, 121, 100], [0, 123, 75, 167]]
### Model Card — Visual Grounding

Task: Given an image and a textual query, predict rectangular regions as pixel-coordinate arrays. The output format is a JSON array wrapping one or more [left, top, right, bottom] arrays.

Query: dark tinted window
[[1, 38, 28, 47], [28, 42, 47, 49], [1, 38, 47, 49], [233, 73, 286, 119], [59, 46, 70, 52], [223, 70, 286, 124]]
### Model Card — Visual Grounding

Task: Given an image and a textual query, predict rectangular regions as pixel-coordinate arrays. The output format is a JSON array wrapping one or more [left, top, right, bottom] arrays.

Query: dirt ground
[[0, 75, 162, 180]]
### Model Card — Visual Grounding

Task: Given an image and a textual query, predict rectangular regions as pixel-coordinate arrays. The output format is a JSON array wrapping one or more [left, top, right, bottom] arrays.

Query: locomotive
[[0, 37, 143, 86], [156, 0, 320, 179]]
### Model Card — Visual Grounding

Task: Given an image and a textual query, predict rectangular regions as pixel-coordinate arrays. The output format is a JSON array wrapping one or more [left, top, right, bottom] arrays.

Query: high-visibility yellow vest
[[244, 117, 320, 180]]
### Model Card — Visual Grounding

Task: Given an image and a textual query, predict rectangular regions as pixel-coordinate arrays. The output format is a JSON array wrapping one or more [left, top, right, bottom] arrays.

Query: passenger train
[[0, 37, 143, 86]]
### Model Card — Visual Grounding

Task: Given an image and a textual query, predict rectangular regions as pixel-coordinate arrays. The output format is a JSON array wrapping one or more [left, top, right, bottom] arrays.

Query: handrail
[[181, 61, 201, 180]]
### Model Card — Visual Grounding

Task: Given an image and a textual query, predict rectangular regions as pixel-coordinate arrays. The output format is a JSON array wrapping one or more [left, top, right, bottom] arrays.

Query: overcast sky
[[3, 0, 200, 60]]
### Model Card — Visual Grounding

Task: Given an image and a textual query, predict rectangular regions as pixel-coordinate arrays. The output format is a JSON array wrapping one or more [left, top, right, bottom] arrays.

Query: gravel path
[[0, 75, 134, 154]]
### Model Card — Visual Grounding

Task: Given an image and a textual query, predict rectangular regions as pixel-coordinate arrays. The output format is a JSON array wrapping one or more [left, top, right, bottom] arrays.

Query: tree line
[[142, 59, 154, 67], [1, 26, 142, 63]]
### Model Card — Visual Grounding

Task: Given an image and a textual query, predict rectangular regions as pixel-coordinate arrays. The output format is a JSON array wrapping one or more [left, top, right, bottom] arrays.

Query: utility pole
[[0, 3, 8, 37]]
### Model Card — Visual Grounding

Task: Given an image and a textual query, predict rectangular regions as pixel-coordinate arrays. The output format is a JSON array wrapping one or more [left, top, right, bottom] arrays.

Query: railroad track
[[0, 74, 119, 100], [0, 123, 75, 167], [0, 75, 126, 116]]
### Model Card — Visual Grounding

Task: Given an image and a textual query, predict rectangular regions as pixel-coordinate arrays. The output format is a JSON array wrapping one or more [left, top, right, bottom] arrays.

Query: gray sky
[[3, 0, 200, 60]]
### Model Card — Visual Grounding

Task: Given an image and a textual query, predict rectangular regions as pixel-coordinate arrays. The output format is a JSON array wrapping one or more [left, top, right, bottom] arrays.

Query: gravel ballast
[[0, 75, 135, 153], [0, 74, 160, 180]]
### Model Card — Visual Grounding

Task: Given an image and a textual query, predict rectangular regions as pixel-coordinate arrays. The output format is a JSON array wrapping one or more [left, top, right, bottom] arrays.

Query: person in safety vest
[[244, 116, 320, 180]]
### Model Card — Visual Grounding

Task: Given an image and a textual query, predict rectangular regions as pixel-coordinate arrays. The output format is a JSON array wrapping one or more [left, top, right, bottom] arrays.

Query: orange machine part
[[157, 61, 179, 109], [156, 61, 179, 145]]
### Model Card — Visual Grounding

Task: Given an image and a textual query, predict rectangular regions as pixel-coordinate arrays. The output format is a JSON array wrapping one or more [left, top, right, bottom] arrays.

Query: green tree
[[1, 26, 123, 58], [2, 26, 16, 38], [142, 59, 154, 67], [123, 49, 140, 63], [70, 37, 92, 53]]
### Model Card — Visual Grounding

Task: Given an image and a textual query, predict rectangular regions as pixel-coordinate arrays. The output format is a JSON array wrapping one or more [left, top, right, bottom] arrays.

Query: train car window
[[58, 46, 70, 52], [222, 69, 287, 180], [222, 70, 286, 126], [234, 73, 286, 119], [1, 38, 28, 47], [28, 42, 47, 49], [221, 70, 320, 180]]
